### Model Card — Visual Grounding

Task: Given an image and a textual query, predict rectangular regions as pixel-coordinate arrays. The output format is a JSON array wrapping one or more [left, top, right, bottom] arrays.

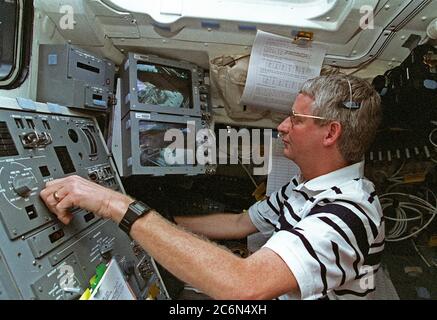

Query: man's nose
[[277, 117, 290, 134]]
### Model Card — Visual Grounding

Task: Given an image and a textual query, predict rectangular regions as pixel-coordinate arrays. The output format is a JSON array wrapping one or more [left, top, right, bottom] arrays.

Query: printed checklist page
[[241, 30, 326, 113]]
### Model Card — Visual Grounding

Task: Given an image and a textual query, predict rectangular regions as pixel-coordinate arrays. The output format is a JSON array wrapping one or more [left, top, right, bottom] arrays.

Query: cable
[[346, 59, 375, 76], [373, 161, 405, 187], [390, 160, 405, 180], [429, 128, 437, 148], [380, 190, 437, 242], [411, 239, 432, 268], [429, 128, 437, 163], [237, 157, 258, 188]]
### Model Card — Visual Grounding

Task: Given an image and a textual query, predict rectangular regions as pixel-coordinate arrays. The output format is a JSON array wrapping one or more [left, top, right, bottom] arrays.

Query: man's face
[[277, 94, 326, 165]]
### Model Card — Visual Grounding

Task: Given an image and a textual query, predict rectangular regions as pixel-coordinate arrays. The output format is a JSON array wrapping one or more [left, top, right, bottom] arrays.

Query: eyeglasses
[[289, 109, 332, 126]]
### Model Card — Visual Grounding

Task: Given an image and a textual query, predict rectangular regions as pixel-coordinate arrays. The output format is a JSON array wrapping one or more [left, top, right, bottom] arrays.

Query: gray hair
[[300, 74, 381, 164]]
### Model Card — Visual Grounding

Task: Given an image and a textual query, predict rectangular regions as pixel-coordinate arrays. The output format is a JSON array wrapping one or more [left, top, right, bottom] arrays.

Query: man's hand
[[40, 175, 132, 225]]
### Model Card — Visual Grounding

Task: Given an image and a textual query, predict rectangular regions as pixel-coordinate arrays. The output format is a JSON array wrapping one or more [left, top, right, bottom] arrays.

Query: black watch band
[[119, 200, 152, 235]]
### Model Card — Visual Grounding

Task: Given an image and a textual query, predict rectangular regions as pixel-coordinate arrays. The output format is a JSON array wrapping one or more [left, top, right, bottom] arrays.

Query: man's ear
[[323, 121, 342, 147]]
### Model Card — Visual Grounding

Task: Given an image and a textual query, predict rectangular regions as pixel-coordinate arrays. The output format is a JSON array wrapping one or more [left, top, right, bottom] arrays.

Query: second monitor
[[121, 111, 212, 176]]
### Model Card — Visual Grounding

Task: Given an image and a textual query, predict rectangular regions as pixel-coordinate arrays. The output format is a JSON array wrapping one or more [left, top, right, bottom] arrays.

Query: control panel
[[37, 44, 115, 111], [0, 97, 168, 300]]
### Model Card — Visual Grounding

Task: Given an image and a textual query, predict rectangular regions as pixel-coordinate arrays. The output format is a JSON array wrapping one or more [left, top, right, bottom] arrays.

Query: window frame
[[103, 0, 339, 25], [0, 0, 33, 89]]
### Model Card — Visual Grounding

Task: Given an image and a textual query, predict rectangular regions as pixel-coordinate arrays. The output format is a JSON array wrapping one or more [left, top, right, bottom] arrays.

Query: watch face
[[132, 201, 150, 214]]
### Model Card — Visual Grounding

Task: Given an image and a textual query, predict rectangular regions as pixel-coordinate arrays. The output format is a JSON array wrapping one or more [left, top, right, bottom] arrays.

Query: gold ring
[[53, 191, 61, 202]]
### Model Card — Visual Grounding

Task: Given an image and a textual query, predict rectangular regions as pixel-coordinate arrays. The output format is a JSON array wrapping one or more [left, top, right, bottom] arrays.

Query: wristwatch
[[119, 200, 152, 235]]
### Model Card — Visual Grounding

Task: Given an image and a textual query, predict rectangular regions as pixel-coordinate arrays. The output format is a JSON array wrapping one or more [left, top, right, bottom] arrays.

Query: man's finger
[[55, 211, 73, 225], [45, 176, 76, 188], [54, 197, 75, 225]]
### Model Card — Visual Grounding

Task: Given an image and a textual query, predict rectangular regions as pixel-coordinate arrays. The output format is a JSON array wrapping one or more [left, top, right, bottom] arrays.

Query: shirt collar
[[297, 161, 365, 192]]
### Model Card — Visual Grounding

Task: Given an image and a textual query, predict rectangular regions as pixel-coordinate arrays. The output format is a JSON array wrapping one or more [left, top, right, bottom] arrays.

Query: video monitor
[[121, 111, 211, 176], [121, 53, 206, 118]]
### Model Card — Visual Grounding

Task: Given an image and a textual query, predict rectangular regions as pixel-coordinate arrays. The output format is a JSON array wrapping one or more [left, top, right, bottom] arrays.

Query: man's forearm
[[130, 212, 297, 300], [175, 212, 258, 240], [130, 211, 250, 299]]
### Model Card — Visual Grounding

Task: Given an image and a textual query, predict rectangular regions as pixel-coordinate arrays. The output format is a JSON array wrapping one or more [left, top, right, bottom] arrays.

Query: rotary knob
[[12, 176, 36, 197]]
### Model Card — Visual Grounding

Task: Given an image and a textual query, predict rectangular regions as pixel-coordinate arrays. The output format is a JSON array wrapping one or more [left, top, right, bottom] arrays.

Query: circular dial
[[0, 162, 38, 207]]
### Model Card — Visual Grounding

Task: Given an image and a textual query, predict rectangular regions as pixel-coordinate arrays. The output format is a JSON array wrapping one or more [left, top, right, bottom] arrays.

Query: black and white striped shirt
[[248, 161, 385, 300]]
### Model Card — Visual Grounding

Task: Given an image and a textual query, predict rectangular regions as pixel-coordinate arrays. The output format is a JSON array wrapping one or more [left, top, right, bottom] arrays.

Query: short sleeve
[[263, 211, 365, 300]]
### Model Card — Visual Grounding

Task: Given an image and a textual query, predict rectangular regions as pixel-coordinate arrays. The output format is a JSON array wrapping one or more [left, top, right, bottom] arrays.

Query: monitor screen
[[136, 62, 193, 109], [139, 120, 194, 167]]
